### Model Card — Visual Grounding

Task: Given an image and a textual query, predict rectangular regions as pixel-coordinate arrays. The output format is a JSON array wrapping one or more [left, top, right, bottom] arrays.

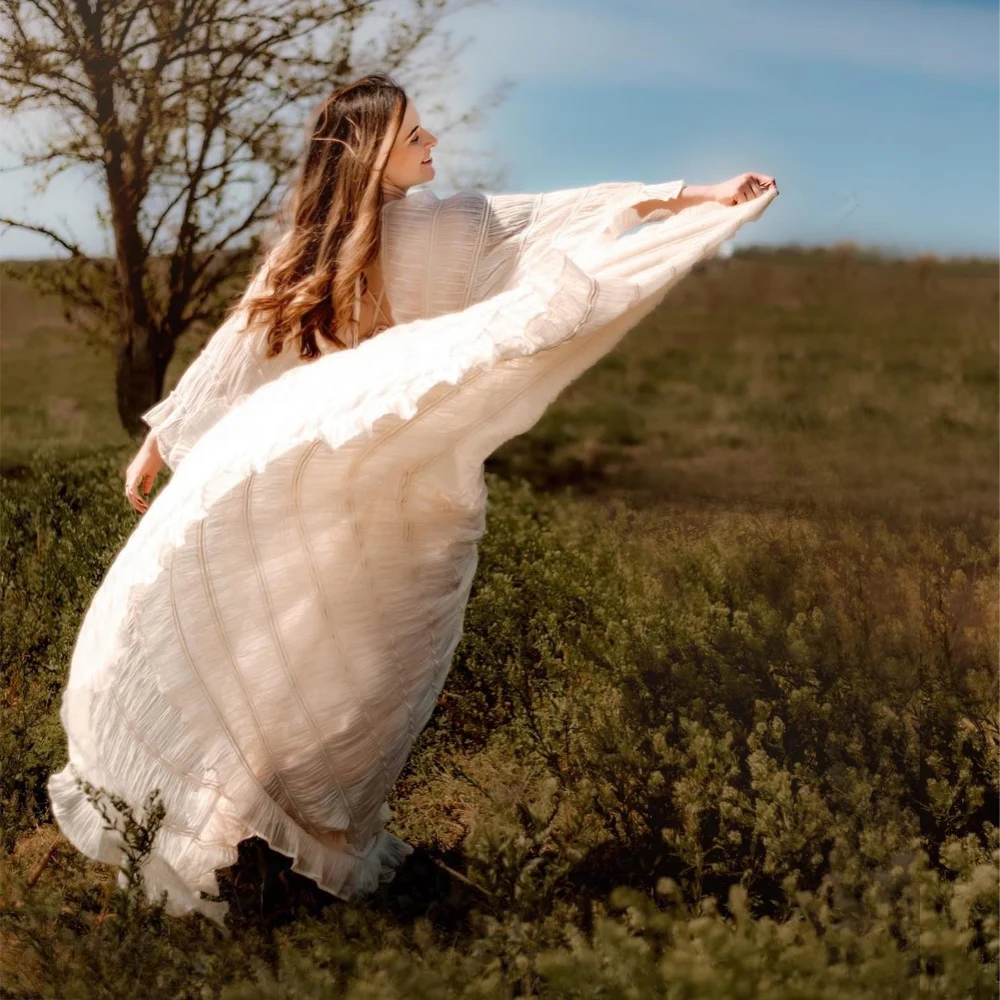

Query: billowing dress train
[[47, 178, 777, 925]]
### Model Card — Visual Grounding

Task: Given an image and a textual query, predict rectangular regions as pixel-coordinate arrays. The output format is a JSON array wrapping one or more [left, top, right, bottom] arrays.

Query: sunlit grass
[[1, 246, 996, 996]]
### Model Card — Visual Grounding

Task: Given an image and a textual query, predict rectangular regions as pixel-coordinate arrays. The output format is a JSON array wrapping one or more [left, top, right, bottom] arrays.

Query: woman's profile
[[50, 73, 778, 926]]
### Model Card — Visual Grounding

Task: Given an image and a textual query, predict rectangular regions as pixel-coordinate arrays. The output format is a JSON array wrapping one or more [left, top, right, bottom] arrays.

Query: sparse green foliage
[[73, 777, 169, 921], [0, 781, 246, 999], [1, 447, 134, 852]]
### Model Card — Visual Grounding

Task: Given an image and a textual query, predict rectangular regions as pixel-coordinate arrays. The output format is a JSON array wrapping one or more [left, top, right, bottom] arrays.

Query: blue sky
[[1, 0, 996, 258]]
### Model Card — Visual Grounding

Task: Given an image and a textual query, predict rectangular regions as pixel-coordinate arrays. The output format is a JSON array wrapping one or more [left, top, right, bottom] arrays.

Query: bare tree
[[0, 0, 509, 434]]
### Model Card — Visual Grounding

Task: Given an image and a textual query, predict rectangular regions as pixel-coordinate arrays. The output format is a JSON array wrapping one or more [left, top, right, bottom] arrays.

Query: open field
[[3, 247, 997, 535], [1, 247, 997, 997]]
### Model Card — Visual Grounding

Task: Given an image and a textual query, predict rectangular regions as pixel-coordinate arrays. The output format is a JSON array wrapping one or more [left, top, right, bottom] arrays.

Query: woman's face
[[382, 100, 436, 191]]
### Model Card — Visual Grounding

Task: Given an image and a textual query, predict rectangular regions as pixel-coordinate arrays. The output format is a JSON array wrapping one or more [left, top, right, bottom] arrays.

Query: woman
[[49, 73, 778, 927]]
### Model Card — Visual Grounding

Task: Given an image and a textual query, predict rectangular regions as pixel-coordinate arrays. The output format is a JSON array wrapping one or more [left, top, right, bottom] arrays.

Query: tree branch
[[0, 217, 85, 255]]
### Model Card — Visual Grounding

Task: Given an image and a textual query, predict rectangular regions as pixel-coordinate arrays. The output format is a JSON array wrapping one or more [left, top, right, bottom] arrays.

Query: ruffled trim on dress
[[143, 392, 249, 474], [49, 581, 416, 929], [49, 759, 412, 930], [602, 179, 688, 238], [141, 393, 188, 471], [48, 759, 234, 927]]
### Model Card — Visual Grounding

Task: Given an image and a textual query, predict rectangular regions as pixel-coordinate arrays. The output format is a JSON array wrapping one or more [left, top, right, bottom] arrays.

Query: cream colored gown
[[47, 179, 777, 926]]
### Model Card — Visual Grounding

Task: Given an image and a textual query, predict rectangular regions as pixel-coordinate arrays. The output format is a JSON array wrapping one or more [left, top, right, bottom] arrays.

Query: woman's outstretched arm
[[633, 174, 776, 222], [381, 179, 691, 318], [381, 173, 775, 323]]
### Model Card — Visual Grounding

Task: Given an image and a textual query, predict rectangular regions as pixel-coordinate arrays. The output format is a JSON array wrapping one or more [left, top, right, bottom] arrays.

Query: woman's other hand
[[711, 173, 778, 206], [125, 432, 164, 514]]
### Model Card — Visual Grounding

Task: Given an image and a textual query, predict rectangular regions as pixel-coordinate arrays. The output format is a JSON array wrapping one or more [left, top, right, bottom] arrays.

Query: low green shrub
[[1, 452, 996, 997]]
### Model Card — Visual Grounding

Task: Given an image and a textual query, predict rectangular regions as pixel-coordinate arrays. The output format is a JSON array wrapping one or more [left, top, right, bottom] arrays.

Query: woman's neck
[[381, 178, 407, 202]]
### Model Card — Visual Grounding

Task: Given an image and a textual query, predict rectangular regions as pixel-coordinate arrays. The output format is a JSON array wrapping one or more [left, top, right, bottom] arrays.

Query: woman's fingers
[[125, 472, 150, 513], [739, 173, 778, 202], [713, 174, 777, 206]]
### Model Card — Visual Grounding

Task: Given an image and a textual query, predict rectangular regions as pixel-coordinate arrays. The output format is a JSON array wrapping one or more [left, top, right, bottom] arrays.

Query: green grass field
[[1, 247, 997, 997]]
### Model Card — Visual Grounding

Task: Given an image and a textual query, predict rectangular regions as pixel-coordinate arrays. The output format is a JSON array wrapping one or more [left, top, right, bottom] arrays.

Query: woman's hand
[[710, 173, 778, 206], [125, 432, 164, 514]]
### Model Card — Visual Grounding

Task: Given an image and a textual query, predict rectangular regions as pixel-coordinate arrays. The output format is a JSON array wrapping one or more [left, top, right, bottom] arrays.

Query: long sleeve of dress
[[381, 178, 686, 323], [141, 251, 284, 472]]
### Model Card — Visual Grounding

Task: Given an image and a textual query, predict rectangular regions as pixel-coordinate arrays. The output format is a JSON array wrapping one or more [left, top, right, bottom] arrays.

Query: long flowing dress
[[47, 178, 777, 926]]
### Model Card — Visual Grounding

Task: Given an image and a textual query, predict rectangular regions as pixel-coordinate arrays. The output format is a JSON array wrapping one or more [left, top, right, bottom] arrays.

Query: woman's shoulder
[[383, 187, 489, 218]]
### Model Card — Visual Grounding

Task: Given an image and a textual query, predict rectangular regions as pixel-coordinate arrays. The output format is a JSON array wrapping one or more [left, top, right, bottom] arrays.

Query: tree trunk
[[114, 325, 173, 438], [82, 26, 169, 438]]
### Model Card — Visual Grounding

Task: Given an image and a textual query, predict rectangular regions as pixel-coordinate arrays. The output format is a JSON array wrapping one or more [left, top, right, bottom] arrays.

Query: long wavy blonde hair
[[243, 74, 407, 359]]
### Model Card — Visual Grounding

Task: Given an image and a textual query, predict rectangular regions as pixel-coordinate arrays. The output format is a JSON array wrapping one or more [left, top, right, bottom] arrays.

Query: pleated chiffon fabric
[[48, 181, 778, 926]]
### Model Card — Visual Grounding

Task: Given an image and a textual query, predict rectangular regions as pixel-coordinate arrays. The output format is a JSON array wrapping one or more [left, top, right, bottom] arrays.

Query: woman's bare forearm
[[634, 184, 715, 220], [636, 173, 778, 220]]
